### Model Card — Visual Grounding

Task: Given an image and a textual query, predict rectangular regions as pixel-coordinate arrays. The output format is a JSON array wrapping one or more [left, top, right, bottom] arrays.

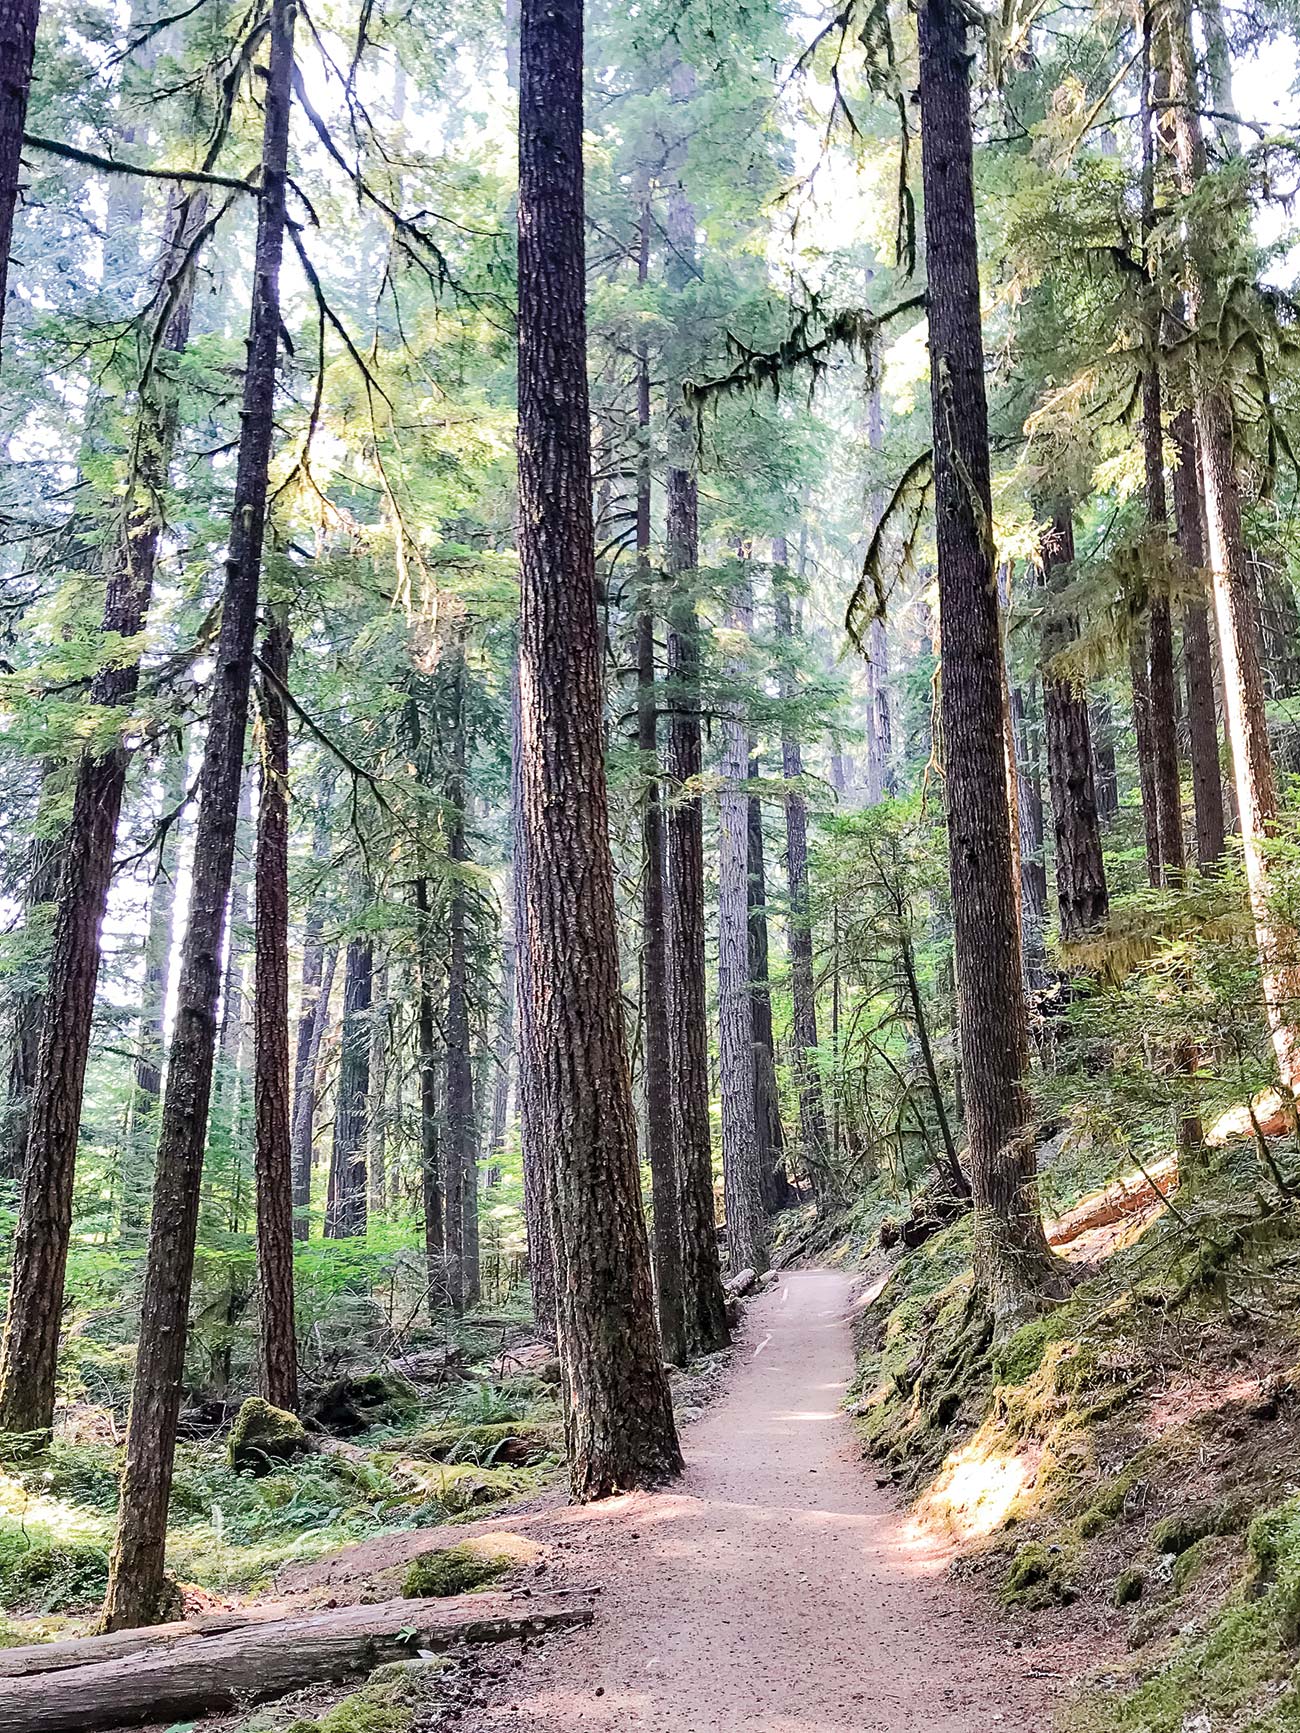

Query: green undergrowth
[[0, 1360, 560, 1618], [235, 1659, 443, 1733], [849, 1138, 1300, 1728]]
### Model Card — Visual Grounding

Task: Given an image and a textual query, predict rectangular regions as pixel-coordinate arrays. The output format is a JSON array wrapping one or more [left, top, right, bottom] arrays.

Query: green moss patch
[[229, 1398, 309, 1473], [402, 1532, 533, 1598]]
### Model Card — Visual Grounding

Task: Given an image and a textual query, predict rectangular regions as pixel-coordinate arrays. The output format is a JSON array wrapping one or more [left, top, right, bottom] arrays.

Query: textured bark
[[1130, 630, 1163, 887], [717, 582, 765, 1276], [1090, 697, 1120, 820], [290, 773, 334, 1240], [325, 938, 372, 1240], [289, 945, 335, 1240], [414, 877, 445, 1301], [1040, 508, 1109, 940], [517, 0, 681, 1492], [639, 600, 686, 1362], [773, 581, 830, 1190], [1168, 0, 1300, 1082], [509, 668, 555, 1340], [253, 618, 297, 1413], [122, 741, 188, 1240], [1170, 413, 1227, 868], [103, 0, 295, 1629], [0, 193, 205, 1434], [486, 936, 515, 1180], [747, 776, 789, 1213], [662, 192, 728, 1359], [918, 0, 1058, 1324], [366, 962, 390, 1218], [0, 0, 39, 364], [215, 776, 255, 1183], [443, 643, 473, 1312]]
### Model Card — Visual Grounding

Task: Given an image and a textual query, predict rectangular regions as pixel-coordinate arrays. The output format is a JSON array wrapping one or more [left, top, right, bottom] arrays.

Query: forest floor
[[443, 1267, 1068, 1733]]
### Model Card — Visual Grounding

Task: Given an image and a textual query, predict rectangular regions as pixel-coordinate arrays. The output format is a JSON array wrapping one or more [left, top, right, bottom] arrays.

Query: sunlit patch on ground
[[915, 1433, 1042, 1542]]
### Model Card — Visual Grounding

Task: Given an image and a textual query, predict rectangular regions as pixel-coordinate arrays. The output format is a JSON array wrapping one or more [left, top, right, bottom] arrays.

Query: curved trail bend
[[466, 1267, 1056, 1732]]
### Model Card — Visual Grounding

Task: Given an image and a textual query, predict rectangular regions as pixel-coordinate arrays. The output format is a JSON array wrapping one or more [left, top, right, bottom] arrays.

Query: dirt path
[[462, 1267, 1058, 1733]]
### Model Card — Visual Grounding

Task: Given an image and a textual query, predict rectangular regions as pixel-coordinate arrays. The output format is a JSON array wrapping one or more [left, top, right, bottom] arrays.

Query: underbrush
[[0, 1340, 562, 1621], [849, 1138, 1300, 1729]]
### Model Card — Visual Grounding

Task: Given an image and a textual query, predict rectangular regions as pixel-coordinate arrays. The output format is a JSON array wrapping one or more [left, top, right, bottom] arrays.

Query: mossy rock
[[1152, 1502, 1240, 1558], [307, 1373, 420, 1437], [399, 1421, 560, 1467], [228, 1397, 309, 1473], [999, 1541, 1077, 1610], [266, 1668, 422, 1733], [1113, 1566, 1144, 1607], [1172, 1533, 1219, 1593], [403, 1540, 513, 1599]]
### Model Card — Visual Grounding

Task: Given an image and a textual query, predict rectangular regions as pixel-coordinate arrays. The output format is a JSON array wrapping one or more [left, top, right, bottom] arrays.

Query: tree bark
[[325, 937, 372, 1240], [773, 579, 830, 1193], [717, 579, 766, 1276], [747, 772, 789, 1213], [516, 0, 681, 1493], [1040, 507, 1109, 940], [290, 770, 334, 1240], [1170, 414, 1227, 868], [1130, 629, 1163, 887], [918, 0, 1058, 1325], [103, 0, 296, 1628], [509, 666, 555, 1341], [0, 0, 39, 364], [123, 739, 188, 1241], [414, 876, 446, 1302], [1090, 696, 1119, 821], [1167, 0, 1300, 1083], [443, 642, 473, 1312], [253, 616, 297, 1413], [0, 191, 206, 1435], [366, 960, 390, 1219]]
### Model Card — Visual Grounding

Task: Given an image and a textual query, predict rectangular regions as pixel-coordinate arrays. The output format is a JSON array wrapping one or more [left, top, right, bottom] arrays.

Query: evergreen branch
[[22, 133, 256, 193], [686, 296, 926, 407]]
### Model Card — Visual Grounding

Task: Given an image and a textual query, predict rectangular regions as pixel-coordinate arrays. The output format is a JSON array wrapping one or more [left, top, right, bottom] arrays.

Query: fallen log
[[0, 1604, 293, 1678], [0, 1592, 593, 1733], [725, 1267, 758, 1298], [1045, 1156, 1178, 1247]]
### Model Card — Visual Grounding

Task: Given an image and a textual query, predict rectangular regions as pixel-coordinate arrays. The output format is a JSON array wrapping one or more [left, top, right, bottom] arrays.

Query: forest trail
[[463, 1268, 1057, 1732]]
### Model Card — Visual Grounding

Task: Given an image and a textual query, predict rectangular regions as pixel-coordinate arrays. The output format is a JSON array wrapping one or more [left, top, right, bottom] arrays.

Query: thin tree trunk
[[366, 962, 390, 1219], [443, 642, 472, 1313], [325, 937, 372, 1240], [103, 0, 296, 1629], [1090, 696, 1120, 821], [253, 616, 297, 1413], [0, 0, 39, 364], [0, 192, 205, 1435], [1130, 631, 1163, 887], [1170, 413, 1227, 868], [773, 579, 831, 1193], [918, 0, 1058, 1326], [517, 0, 681, 1493], [290, 945, 335, 1240], [122, 739, 188, 1241], [747, 774, 788, 1213], [290, 771, 333, 1240], [717, 580, 765, 1277], [1168, 0, 1300, 1083], [509, 668, 554, 1341], [414, 877, 445, 1305], [1040, 508, 1109, 940], [486, 936, 515, 1183]]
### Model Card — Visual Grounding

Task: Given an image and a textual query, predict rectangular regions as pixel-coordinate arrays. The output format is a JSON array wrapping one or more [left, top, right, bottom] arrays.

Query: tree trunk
[[486, 934, 515, 1182], [121, 739, 188, 1241], [747, 773, 789, 1213], [1040, 507, 1109, 940], [1090, 696, 1120, 820], [0, 0, 39, 364], [366, 961, 390, 1219], [289, 945, 335, 1241], [773, 579, 831, 1193], [1170, 415, 1227, 868], [325, 937, 372, 1240], [0, 192, 206, 1435], [1140, 380, 1185, 886], [918, 0, 1058, 1326], [253, 617, 297, 1413], [509, 667, 555, 1341], [103, 0, 296, 1629], [1167, 0, 1300, 1083], [414, 877, 445, 1304], [516, 0, 681, 1493], [717, 579, 766, 1276], [1130, 630, 1163, 887], [443, 643, 473, 1312]]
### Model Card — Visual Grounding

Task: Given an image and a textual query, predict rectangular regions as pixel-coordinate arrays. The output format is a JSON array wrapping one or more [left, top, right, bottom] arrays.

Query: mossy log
[[0, 1592, 593, 1732]]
